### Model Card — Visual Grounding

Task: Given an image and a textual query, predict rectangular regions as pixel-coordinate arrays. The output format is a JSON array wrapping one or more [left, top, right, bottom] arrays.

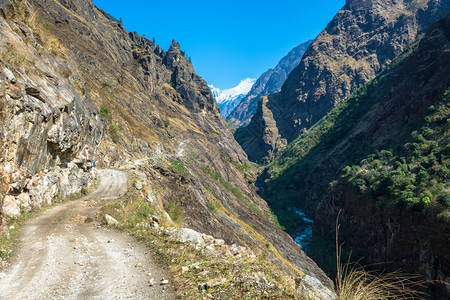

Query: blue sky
[[93, 0, 345, 89]]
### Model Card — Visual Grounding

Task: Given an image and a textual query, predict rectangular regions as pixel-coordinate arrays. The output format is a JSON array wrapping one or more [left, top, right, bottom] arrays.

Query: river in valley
[[292, 210, 314, 251]]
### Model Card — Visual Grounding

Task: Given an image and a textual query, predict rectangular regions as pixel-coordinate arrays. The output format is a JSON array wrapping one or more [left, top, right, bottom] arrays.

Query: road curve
[[0, 169, 175, 299]]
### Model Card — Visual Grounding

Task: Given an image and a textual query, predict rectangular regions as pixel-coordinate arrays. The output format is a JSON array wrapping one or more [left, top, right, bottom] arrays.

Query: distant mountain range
[[228, 40, 312, 127], [209, 78, 255, 118]]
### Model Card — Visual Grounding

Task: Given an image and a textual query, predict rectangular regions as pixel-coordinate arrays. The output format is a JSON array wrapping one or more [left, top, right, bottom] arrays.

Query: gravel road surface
[[0, 169, 176, 299]]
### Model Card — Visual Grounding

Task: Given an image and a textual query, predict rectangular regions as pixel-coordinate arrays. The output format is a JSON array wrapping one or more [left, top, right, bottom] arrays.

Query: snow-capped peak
[[208, 78, 255, 118], [209, 78, 255, 104]]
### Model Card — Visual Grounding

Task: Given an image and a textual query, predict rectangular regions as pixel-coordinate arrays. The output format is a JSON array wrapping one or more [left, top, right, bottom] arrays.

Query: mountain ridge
[[228, 40, 312, 127], [236, 0, 450, 162]]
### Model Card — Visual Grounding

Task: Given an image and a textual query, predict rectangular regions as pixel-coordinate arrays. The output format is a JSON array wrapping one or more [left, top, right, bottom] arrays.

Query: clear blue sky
[[93, 0, 345, 89]]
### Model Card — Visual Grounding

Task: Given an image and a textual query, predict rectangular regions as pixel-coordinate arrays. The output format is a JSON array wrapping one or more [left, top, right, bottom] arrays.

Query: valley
[[0, 0, 449, 299]]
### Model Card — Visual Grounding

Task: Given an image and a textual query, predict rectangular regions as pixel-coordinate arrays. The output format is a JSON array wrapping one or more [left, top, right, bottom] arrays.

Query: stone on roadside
[[295, 275, 337, 300], [181, 266, 188, 274], [150, 221, 158, 228], [174, 228, 204, 244], [104, 214, 119, 225], [206, 277, 226, 288], [134, 182, 142, 190], [160, 278, 169, 285], [17, 193, 32, 212], [2, 195, 21, 218]]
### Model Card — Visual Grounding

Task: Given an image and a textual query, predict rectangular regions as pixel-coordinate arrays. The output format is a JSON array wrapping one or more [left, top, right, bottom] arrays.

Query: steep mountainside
[[228, 40, 312, 127], [0, 0, 332, 296], [265, 13, 450, 298], [209, 78, 255, 118], [236, 0, 450, 162]]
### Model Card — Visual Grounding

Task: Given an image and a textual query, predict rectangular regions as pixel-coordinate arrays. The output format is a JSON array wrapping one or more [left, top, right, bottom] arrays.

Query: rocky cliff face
[[228, 40, 311, 127], [316, 186, 450, 299], [314, 16, 450, 297], [266, 12, 450, 298], [237, 0, 450, 162], [0, 0, 104, 236], [0, 0, 332, 294]]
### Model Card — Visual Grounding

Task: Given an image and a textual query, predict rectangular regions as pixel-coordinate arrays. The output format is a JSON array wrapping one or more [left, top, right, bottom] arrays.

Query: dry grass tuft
[[335, 211, 427, 299]]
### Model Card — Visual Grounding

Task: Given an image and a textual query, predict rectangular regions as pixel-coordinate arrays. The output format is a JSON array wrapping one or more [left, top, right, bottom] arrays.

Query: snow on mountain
[[209, 78, 255, 117]]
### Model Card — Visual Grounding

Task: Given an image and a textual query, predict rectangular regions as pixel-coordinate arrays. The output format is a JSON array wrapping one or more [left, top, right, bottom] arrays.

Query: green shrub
[[167, 198, 182, 224], [169, 160, 187, 174], [109, 124, 121, 143], [438, 194, 450, 207], [101, 81, 112, 88], [81, 187, 88, 195], [421, 197, 431, 208], [206, 200, 217, 213], [327, 88, 450, 218], [437, 166, 450, 179], [100, 105, 111, 122], [437, 210, 450, 223]]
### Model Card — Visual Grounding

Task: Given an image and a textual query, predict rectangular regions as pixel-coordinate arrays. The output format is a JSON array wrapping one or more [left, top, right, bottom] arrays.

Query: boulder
[[17, 193, 32, 212], [104, 214, 119, 225], [2, 195, 21, 218], [174, 228, 204, 244], [295, 275, 336, 300]]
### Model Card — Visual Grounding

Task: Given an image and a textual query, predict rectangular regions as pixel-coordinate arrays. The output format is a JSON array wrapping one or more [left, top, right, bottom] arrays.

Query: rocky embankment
[[0, 0, 103, 237], [1, 163, 95, 237]]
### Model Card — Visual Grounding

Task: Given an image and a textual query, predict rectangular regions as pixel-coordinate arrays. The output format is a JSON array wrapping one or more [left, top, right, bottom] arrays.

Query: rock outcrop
[[229, 40, 312, 127], [0, 2, 103, 234], [237, 0, 450, 162]]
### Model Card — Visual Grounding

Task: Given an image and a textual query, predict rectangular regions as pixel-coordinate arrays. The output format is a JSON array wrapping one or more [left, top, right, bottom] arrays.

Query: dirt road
[[0, 169, 176, 299]]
